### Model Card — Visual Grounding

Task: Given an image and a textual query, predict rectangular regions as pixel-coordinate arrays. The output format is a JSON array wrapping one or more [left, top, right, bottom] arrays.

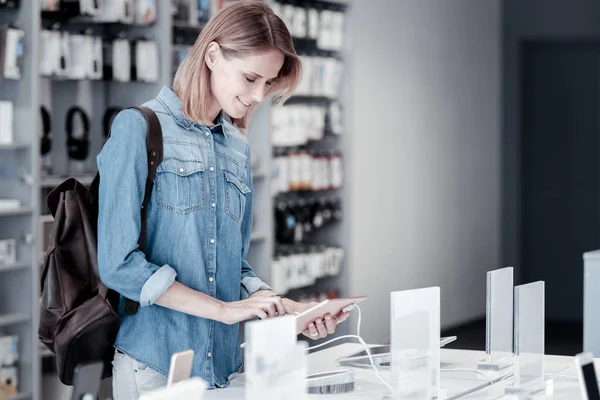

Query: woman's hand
[[283, 299, 350, 340], [219, 296, 287, 325]]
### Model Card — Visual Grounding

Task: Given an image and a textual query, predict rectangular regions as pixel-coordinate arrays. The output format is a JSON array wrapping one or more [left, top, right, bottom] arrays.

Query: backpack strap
[[124, 106, 163, 315]]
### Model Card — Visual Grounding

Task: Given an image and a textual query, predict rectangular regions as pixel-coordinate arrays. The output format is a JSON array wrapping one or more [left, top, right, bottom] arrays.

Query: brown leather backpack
[[38, 106, 162, 385]]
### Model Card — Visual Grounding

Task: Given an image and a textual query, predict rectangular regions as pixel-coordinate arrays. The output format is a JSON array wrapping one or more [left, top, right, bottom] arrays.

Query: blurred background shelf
[[0, 263, 31, 273], [0, 313, 31, 327], [0, 208, 33, 217]]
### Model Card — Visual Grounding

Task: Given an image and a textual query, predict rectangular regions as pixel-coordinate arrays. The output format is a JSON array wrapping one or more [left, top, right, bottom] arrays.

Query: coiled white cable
[[305, 305, 495, 393], [306, 305, 393, 391]]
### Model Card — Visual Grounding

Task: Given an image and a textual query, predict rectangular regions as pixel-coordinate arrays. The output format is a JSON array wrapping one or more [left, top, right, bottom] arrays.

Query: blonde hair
[[173, 0, 302, 130]]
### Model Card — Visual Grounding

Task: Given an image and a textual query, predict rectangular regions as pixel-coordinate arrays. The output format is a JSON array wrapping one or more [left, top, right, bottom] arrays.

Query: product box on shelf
[[0, 335, 18, 399], [0, 101, 13, 145], [0, 367, 17, 399], [0, 239, 16, 266]]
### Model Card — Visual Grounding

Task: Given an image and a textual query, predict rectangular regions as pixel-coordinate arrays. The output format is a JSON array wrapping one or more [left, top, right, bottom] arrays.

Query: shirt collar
[[157, 86, 229, 139]]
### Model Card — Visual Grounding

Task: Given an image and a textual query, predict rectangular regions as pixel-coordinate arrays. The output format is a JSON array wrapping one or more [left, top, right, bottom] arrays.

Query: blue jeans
[[112, 349, 167, 400]]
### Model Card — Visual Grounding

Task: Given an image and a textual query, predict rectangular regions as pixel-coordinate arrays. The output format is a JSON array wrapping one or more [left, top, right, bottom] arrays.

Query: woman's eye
[[266, 81, 273, 86], [245, 76, 255, 83]]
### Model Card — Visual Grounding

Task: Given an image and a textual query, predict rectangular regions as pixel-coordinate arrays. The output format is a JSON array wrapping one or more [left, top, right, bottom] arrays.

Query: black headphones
[[103, 107, 122, 139], [40, 106, 52, 156], [66, 106, 90, 161]]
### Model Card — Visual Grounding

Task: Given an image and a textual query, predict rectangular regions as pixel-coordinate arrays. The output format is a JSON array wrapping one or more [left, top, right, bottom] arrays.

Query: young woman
[[97, 2, 348, 398]]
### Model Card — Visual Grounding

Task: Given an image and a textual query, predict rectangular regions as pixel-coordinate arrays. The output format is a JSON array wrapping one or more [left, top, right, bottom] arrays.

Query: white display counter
[[203, 343, 590, 399]]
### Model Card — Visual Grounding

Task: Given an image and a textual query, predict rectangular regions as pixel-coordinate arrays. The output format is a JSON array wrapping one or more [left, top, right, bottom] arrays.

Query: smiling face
[[205, 43, 285, 121]]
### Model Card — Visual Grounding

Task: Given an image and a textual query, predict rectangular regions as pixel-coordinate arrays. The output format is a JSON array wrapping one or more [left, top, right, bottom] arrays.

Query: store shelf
[[40, 174, 96, 188], [283, 95, 335, 106], [172, 20, 205, 30], [6, 393, 32, 400], [0, 313, 30, 328], [253, 170, 267, 180], [274, 187, 343, 199], [0, 263, 30, 273], [40, 11, 156, 28], [0, 143, 29, 151], [0, 208, 33, 217]]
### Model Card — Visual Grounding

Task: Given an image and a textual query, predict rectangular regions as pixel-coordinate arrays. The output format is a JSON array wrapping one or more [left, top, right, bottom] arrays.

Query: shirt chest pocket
[[156, 158, 205, 214], [224, 170, 251, 224]]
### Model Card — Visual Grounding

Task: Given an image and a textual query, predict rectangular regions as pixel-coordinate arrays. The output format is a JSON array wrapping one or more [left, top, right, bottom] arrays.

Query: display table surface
[[203, 343, 593, 399]]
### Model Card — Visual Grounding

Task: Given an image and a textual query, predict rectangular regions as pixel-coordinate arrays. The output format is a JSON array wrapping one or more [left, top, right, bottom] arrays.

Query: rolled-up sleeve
[[240, 145, 271, 299], [97, 109, 176, 307]]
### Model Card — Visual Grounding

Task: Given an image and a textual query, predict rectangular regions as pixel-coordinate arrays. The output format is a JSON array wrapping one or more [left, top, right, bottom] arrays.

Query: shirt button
[[179, 168, 184, 173], [208, 352, 212, 358], [204, 131, 210, 137], [209, 167, 215, 172], [210, 239, 215, 244], [211, 202, 216, 208], [208, 277, 214, 282]]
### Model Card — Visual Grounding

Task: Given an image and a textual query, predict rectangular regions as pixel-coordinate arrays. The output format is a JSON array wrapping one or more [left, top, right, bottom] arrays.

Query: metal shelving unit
[[0, 2, 41, 400]]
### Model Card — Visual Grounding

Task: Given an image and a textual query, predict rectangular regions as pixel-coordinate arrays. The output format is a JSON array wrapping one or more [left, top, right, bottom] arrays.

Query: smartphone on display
[[167, 350, 194, 387], [576, 352, 600, 400], [70, 361, 104, 400], [295, 296, 367, 335]]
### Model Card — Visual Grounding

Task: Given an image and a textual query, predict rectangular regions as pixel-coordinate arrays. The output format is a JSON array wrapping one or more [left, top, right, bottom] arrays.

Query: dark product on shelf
[[0, 27, 25, 80], [275, 201, 296, 244], [103, 107, 122, 139], [41, 0, 154, 25], [0, 0, 19, 9], [65, 106, 91, 174], [66, 106, 90, 161], [40, 106, 54, 175], [275, 196, 342, 244], [56, 0, 102, 17]]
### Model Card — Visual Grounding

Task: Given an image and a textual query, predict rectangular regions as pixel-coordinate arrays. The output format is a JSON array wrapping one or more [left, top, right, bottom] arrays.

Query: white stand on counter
[[478, 267, 514, 372]]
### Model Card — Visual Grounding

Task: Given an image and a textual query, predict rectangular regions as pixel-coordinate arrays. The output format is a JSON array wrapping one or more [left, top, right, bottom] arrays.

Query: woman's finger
[[323, 314, 336, 334], [307, 322, 318, 338], [254, 308, 268, 320], [315, 318, 327, 338]]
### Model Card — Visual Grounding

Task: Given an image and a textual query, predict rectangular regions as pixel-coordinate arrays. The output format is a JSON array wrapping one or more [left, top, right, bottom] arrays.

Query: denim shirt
[[97, 86, 271, 389]]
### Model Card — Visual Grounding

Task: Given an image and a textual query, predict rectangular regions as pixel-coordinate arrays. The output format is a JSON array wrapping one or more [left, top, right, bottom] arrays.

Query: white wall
[[348, 0, 501, 343]]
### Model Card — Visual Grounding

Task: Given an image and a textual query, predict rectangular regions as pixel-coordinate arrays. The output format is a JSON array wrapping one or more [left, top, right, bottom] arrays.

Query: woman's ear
[[205, 42, 221, 70]]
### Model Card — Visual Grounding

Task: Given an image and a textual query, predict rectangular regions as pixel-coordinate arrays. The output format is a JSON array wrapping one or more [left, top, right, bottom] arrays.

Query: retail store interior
[[2, 0, 600, 399]]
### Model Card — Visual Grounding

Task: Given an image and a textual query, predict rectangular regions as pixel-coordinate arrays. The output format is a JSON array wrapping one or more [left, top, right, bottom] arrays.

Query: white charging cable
[[440, 368, 493, 385], [306, 305, 393, 391], [305, 305, 496, 392]]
